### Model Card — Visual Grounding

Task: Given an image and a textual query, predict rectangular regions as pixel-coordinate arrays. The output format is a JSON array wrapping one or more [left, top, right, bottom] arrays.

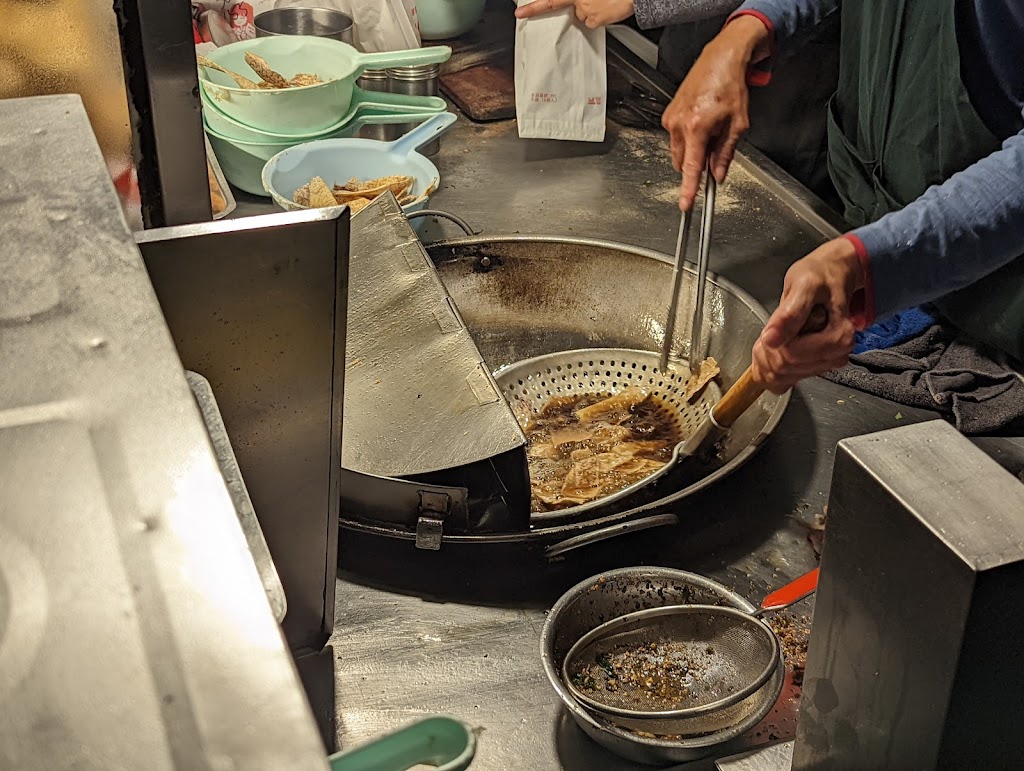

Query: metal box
[[793, 420, 1024, 770]]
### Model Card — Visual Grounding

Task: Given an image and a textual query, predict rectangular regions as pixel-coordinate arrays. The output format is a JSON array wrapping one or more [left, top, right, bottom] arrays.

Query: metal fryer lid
[[342, 193, 526, 477]]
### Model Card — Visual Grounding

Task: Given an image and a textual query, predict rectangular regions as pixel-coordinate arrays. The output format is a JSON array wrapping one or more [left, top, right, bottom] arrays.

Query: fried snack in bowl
[[290, 173, 438, 216]]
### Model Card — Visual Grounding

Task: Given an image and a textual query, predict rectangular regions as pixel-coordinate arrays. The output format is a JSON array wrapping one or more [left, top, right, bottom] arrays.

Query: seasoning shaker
[[355, 69, 395, 141], [386, 64, 442, 156]]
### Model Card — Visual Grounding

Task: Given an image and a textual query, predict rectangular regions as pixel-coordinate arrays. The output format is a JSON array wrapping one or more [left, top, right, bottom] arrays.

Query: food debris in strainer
[[523, 388, 678, 512], [571, 640, 712, 711], [522, 359, 719, 512]]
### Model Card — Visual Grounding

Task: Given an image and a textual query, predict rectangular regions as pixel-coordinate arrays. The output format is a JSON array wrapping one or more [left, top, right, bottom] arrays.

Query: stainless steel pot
[[254, 7, 355, 45], [540, 567, 783, 765]]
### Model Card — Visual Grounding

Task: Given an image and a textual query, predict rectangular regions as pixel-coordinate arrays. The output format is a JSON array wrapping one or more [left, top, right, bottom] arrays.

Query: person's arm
[[728, 0, 839, 49], [632, 0, 740, 30], [514, 0, 742, 28], [849, 129, 1024, 319], [514, 0, 635, 27], [660, 0, 838, 210], [751, 128, 1024, 393]]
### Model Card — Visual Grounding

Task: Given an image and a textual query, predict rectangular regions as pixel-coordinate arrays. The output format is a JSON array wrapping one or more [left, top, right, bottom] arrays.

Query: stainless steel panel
[[187, 371, 287, 623], [0, 94, 327, 770], [136, 208, 350, 653], [793, 420, 1024, 770]]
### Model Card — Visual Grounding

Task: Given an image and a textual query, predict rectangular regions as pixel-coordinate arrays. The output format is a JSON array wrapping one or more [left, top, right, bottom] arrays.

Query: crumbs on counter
[[769, 613, 811, 687]]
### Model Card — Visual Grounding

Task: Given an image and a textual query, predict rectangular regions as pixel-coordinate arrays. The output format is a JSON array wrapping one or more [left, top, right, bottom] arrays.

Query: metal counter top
[[0, 95, 329, 770], [226, 49, 987, 769]]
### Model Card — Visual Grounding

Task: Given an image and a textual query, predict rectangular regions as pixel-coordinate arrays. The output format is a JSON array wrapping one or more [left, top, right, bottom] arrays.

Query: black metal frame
[[114, 0, 211, 227]]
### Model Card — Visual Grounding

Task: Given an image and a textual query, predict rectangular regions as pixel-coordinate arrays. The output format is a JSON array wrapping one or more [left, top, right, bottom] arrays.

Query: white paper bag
[[514, 1, 607, 143]]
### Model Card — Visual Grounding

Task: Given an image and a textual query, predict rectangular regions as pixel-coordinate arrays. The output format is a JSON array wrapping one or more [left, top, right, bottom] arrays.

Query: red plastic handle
[[761, 567, 820, 613]]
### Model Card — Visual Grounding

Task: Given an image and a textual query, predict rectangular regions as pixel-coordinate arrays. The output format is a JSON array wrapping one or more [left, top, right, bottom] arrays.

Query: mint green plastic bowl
[[417, 0, 487, 40], [198, 36, 450, 135], [201, 86, 446, 144]]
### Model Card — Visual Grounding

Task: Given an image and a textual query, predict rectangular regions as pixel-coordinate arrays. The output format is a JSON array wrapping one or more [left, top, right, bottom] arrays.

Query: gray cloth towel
[[824, 322, 1024, 435]]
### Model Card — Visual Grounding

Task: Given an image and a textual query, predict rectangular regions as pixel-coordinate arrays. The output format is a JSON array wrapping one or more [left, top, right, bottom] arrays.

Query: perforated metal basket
[[493, 348, 722, 518]]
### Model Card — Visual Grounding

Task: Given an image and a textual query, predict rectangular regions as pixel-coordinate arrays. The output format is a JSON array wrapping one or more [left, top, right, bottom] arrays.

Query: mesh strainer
[[493, 348, 722, 516], [561, 568, 819, 737]]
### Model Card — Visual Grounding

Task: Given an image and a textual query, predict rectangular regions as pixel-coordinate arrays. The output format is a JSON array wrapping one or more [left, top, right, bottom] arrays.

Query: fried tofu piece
[[307, 176, 337, 208]]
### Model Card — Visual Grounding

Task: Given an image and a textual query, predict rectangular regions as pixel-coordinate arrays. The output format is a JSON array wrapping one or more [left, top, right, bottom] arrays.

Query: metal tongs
[[660, 164, 829, 461], [660, 162, 716, 374]]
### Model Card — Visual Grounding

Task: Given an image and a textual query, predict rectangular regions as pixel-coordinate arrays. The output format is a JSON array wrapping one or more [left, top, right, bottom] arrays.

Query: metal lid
[[358, 68, 389, 80], [385, 64, 440, 81]]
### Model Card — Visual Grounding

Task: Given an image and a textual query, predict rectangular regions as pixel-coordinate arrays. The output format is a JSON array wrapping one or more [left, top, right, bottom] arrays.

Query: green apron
[[826, 0, 1024, 359]]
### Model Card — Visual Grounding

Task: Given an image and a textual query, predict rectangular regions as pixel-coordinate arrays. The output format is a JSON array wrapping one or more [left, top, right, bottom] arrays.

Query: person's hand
[[751, 238, 865, 393], [661, 15, 771, 210], [514, 0, 634, 28]]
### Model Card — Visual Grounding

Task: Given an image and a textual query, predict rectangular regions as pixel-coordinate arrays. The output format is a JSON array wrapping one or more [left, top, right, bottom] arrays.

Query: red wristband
[[842, 233, 876, 329]]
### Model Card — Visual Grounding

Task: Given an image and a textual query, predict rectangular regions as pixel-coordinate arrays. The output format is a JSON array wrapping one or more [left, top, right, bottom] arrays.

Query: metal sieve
[[561, 568, 819, 736], [493, 348, 722, 517], [563, 605, 778, 721]]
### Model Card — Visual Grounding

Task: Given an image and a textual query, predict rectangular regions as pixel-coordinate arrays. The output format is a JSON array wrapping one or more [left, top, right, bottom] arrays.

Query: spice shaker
[[386, 64, 442, 156], [355, 69, 395, 141]]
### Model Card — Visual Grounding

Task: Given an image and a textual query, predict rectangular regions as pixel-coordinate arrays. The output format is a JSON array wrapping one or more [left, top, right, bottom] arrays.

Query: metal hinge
[[415, 491, 451, 550]]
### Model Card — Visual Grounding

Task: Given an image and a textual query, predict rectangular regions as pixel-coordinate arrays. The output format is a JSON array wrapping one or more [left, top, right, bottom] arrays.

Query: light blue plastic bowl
[[261, 112, 458, 231]]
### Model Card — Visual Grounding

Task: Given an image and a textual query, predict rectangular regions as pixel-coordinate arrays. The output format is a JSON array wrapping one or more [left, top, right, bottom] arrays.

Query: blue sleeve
[[734, 0, 840, 47], [853, 128, 1024, 318], [632, 0, 741, 30]]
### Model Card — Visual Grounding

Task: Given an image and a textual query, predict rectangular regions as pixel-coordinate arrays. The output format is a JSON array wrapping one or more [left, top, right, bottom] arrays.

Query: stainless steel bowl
[[540, 567, 784, 765], [254, 7, 354, 45]]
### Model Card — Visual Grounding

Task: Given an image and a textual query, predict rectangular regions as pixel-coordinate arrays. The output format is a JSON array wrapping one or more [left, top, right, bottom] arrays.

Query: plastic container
[[198, 36, 451, 135], [327, 716, 475, 771], [416, 0, 487, 40], [204, 122, 287, 196], [261, 112, 458, 227], [203, 109, 445, 196], [200, 86, 445, 144]]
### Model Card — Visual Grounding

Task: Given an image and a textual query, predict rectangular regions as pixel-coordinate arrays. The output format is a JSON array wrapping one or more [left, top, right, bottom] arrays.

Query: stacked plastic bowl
[[198, 35, 451, 196]]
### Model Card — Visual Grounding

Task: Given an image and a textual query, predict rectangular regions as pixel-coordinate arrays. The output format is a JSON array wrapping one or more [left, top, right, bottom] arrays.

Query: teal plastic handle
[[386, 112, 457, 156], [327, 716, 475, 771], [349, 88, 448, 117], [338, 112, 443, 139], [352, 45, 452, 75]]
